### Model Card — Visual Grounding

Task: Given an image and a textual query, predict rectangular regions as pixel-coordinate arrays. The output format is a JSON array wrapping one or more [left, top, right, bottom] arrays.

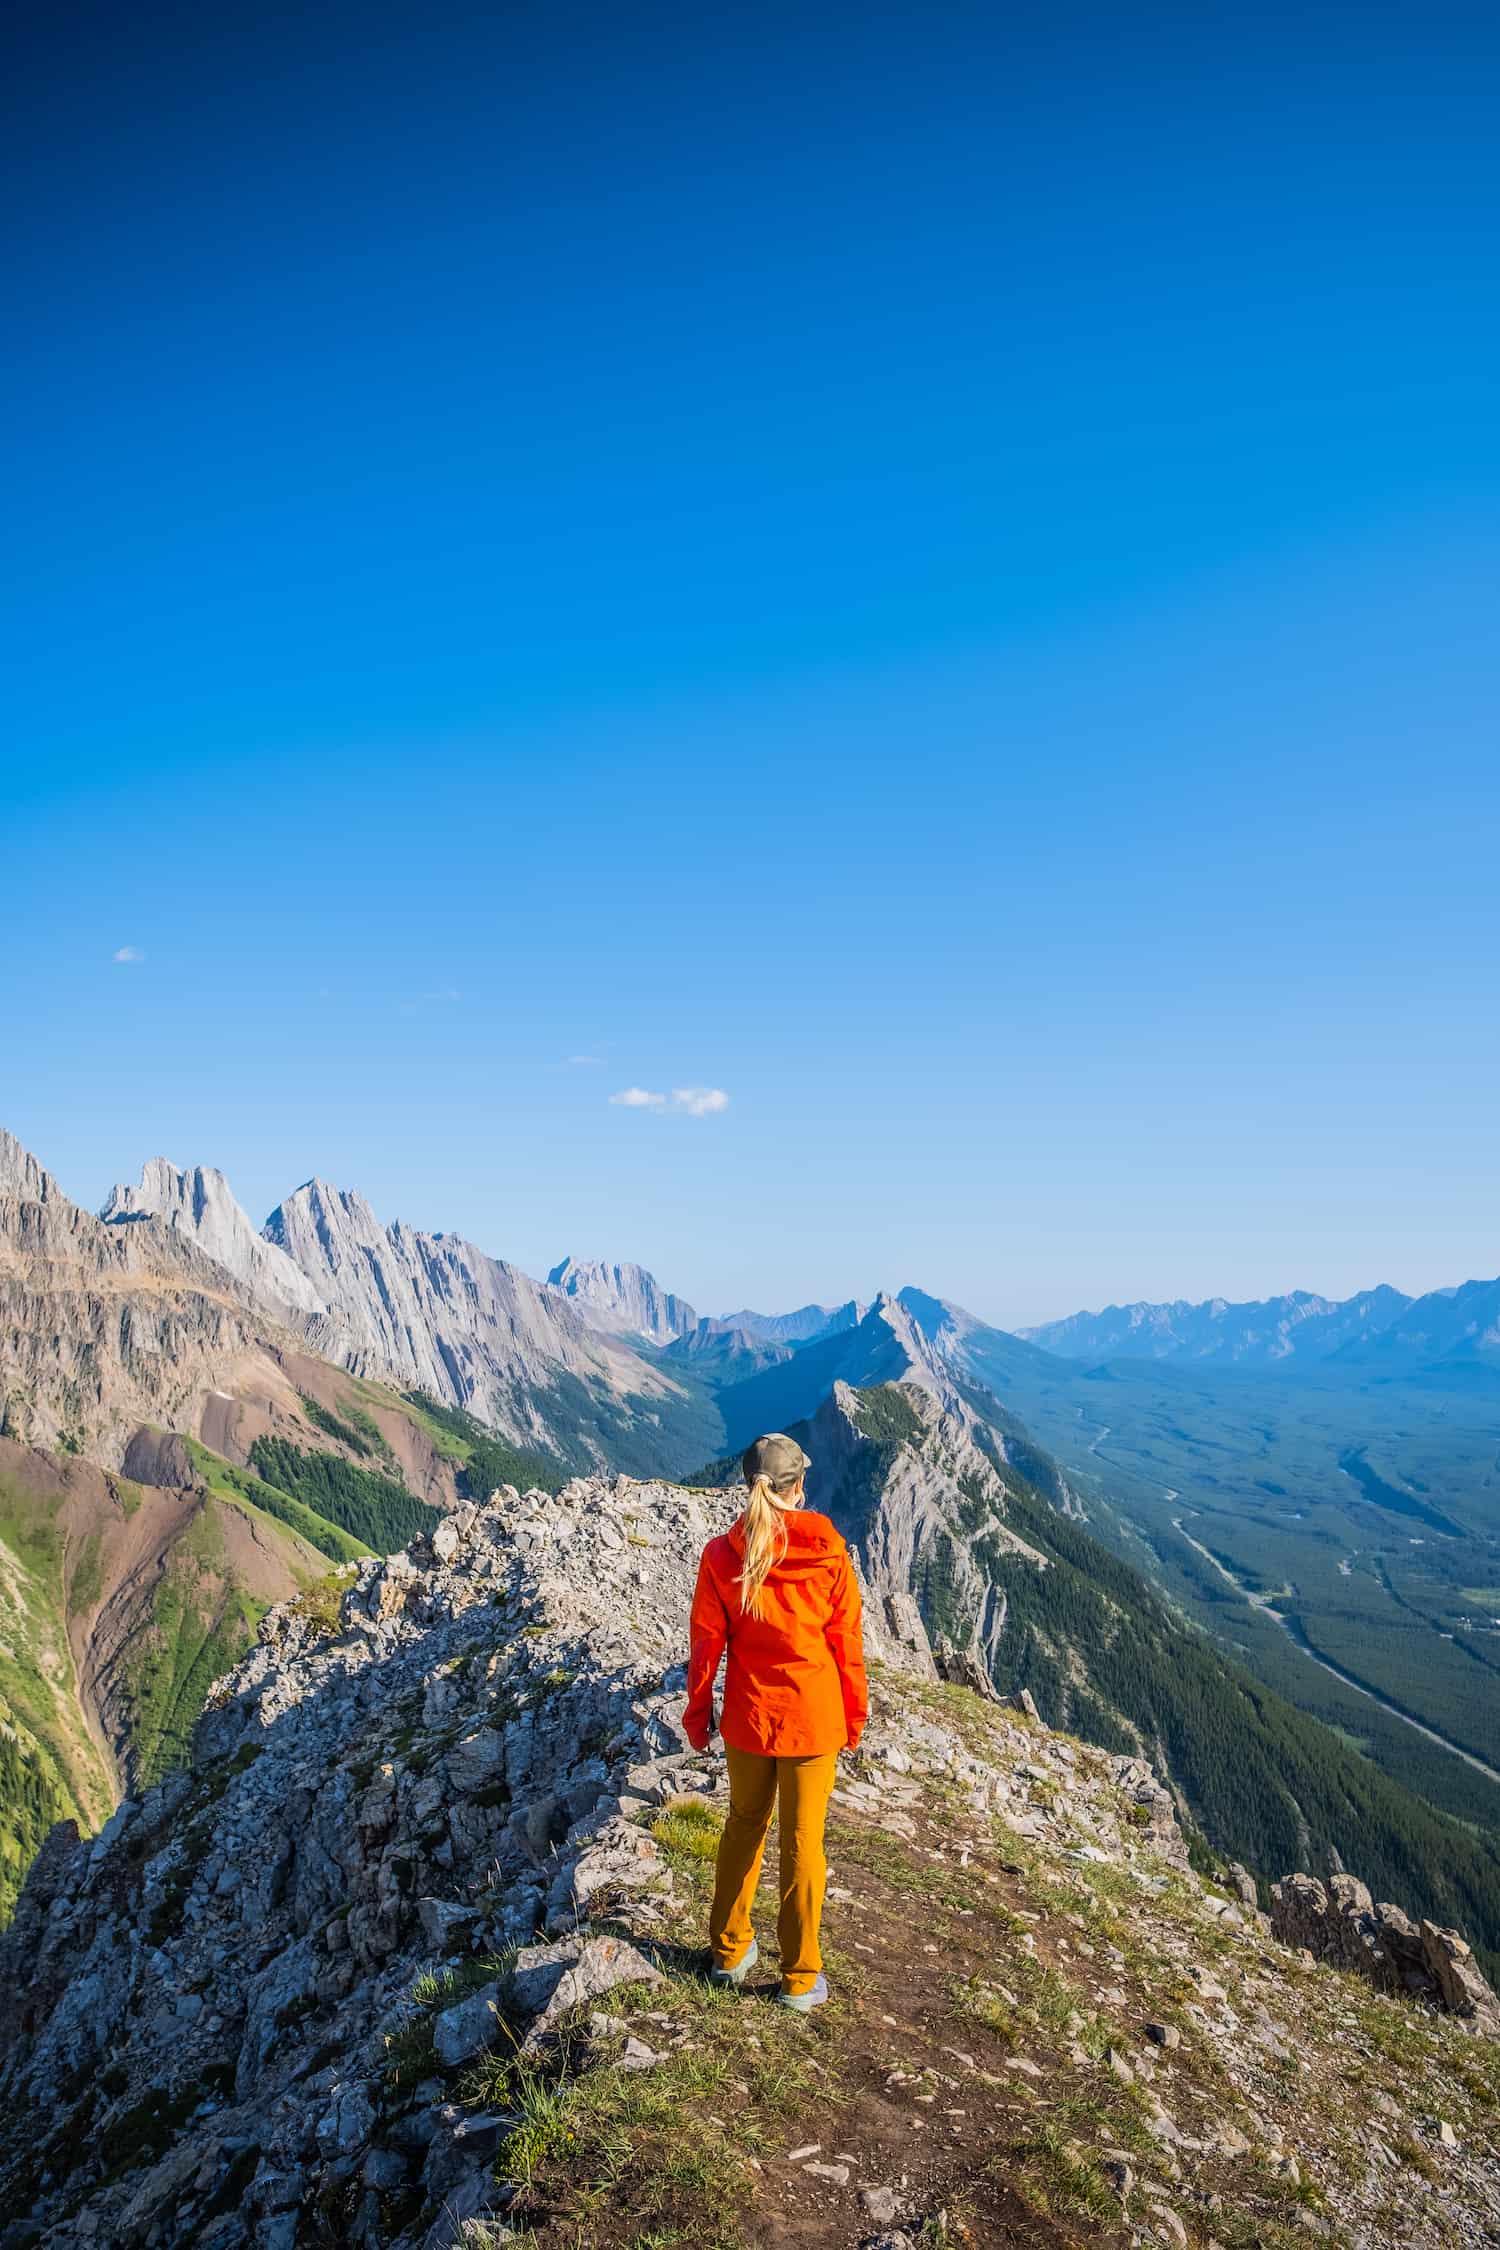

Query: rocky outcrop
[[546, 1256, 698, 1343], [808, 1381, 1049, 1686], [1270, 1872, 1500, 2032], [102, 1159, 327, 1324]]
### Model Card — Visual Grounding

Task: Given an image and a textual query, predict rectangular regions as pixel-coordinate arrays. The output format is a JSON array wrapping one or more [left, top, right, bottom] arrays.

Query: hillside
[[0, 1368, 498, 1924], [2, 1467, 1496, 2249], [0, 1356, 567, 1915], [705, 1382, 1500, 1982]]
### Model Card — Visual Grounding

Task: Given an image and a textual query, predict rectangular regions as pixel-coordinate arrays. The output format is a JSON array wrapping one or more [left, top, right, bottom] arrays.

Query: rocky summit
[[102, 1160, 329, 1326], [546, 1257, 699, 1346], [3, 1473, 1498, 2250]]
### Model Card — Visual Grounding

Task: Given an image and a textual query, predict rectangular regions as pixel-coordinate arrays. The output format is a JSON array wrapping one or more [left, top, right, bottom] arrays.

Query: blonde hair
[[735, 1472, 801, 1618]]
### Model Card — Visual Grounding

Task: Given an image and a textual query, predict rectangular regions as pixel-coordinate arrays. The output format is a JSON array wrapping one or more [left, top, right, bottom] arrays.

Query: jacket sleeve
[[683, 1547, 730, 1751], [824, 1548, 869, 1749]]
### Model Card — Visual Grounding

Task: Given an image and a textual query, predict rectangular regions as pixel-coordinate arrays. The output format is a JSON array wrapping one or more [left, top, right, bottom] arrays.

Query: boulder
[[432, 1982, 506, 2068], [510, 1933, 662, 2050], [1420, 1920, 1500, 2035]]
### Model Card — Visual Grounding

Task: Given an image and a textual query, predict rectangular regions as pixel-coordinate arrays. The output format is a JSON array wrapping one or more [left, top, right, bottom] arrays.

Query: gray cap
[[741, 1432, 812, 1486]]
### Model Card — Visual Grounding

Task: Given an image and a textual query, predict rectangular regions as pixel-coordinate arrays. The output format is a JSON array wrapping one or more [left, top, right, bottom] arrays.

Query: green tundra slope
[[0, 1373, 531, 1923]]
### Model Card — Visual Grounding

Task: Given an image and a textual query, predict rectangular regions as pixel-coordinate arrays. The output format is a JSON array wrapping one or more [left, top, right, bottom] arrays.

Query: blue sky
[[4, 1, 1498, 1326]]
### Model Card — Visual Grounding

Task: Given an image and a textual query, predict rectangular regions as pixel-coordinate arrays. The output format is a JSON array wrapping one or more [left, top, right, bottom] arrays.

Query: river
[[1171, 1512, 1500, 1788]]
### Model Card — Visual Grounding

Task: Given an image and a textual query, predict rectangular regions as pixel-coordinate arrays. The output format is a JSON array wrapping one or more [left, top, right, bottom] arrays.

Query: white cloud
[[112, 946, 145, 964], [672, 1086, 730, 1116], [566, 1053, 605, 1067], [609, 1085, 730, 1117]]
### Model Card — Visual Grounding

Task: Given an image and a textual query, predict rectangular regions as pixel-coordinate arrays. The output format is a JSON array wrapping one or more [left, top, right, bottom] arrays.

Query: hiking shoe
[[775, 1972, 829, 2012], [709, 1938, 759, 1988]]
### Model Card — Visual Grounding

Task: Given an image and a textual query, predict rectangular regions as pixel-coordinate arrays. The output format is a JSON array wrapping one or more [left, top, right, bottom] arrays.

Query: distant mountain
[[704, 1292, 949, 1452], [546, 1255, 698, 1343], [548, 1261, 864, 1355], [1021, 1285, 1414, 1366], [266, 1183, 716, 1474], [659, 1298, 865, 1386], [1333, 1275, 1500, 1367], [102, 1157, 327, 1324], [709, 1299, 864, 1346]]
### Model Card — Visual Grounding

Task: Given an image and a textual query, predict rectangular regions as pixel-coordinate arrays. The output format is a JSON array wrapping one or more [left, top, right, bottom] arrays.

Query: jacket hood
[[723, 1506, 843, 1578]]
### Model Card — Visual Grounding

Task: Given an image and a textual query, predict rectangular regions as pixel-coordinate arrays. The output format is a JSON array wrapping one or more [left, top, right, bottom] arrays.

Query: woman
[[682, 1430, 868, 2011]]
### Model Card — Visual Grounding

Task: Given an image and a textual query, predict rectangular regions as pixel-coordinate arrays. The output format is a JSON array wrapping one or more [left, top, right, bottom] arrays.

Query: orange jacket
[[684, 1508, 869, 1757]]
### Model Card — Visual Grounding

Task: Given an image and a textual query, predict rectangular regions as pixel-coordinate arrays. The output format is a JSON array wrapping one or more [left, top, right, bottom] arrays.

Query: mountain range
[[1022, 1277, 1500, 1368], [6, 1119, 1500, 1981]]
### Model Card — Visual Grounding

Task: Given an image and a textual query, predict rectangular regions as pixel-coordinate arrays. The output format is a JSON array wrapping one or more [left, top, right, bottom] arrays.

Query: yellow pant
[[709, 1745, 840, 1995]]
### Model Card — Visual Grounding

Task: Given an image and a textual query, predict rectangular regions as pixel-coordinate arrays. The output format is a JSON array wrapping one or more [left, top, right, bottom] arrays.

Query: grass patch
[[459, 1964, 829, 2248], [68, 1530, 104, 1614], [1003, 2116, 1121, 2225], [651, 1797, 724, 1864], [122, 1562, 268, 1786], [183, 1437, 369, 1566], [298, 1392, 393, 1462], [280, 1570, 350, 1642]]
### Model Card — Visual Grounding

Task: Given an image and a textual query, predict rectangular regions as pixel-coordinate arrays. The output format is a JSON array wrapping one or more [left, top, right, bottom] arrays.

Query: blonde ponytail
[[736, 1473, 793, 1618]]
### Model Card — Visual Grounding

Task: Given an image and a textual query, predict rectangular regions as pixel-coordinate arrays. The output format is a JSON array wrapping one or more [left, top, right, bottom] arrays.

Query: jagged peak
[[0, 1126, 60, 1205], [547, 1254, 699, 1343], [101, 1155, 326, 1320]]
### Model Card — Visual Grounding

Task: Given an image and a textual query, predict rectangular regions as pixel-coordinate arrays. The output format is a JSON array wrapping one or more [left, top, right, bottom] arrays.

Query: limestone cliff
[[0, 1147, 302, 1469], [265, 1182, 716, 1472], [545, 1257, 698, 1344], [102, 1160, 327, 1325]]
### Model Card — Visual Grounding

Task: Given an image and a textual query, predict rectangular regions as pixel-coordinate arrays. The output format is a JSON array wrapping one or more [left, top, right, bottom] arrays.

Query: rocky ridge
[[102, 1160, 328, 1325], [264, 1182, 708, 1466], [0, 1165, 303, 1468], [3, 1471, 1498, 2250], [808, 1381, 1054, 1686]]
